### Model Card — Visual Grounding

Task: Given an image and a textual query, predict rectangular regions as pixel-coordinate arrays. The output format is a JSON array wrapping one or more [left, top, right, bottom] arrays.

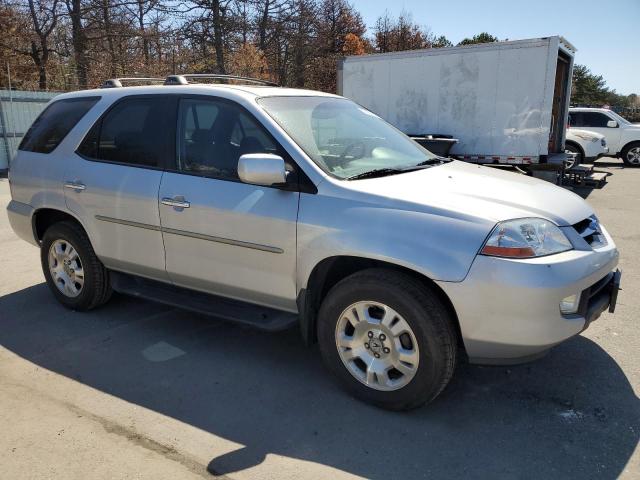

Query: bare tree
[[63, 0, 89, 88]]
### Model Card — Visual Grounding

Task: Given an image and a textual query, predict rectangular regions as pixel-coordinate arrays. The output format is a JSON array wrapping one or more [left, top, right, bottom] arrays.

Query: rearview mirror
[[238, 153, 287, 186], [607, 120, 618, 128]]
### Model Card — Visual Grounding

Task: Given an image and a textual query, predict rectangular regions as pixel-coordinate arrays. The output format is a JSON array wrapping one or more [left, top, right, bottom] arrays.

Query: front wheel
[[621, 142, 640, 167], [41, 221, 112, 310], [565, 144, 582, 170], [318, 269, 458, 411]]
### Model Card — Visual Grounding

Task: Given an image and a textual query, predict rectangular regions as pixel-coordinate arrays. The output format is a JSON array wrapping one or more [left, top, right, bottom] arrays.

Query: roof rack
[[164, 74, 278, 87], [101, 77, 165, 88]]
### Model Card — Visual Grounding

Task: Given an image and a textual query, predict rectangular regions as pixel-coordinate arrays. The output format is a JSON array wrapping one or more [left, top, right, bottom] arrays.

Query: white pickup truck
[[569, 107, 640, 167]]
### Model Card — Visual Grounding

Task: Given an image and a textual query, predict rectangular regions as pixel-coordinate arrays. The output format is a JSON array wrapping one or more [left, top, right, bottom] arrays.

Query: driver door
[[574, 111, 622, 151]]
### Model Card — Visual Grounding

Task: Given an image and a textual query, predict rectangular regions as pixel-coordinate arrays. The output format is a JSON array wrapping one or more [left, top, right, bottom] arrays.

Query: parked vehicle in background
[[338, 36, 575, 168], [6, 76, 621, 410], [565, 128, 608, 168], [569, 107, 640, 166]]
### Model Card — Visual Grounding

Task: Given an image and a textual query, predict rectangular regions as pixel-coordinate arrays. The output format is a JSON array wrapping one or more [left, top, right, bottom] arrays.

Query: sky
[[351, 0, 639, 95]]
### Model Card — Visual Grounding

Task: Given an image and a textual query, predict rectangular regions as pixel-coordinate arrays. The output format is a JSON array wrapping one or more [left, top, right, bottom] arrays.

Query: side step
[[110, 272, 299, 331]]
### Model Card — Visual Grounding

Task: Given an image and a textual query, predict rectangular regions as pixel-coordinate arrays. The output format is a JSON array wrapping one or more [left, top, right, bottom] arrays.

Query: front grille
[[572, 215, 608, 248]]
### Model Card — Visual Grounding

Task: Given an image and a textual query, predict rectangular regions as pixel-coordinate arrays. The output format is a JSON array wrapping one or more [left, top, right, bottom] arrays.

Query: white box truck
[[337, 36, 576, 167]]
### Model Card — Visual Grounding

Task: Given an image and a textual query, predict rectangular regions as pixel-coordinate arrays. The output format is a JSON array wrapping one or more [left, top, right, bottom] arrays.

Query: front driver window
[[582, 112, 612, 128], [177, 98, 278, 180]]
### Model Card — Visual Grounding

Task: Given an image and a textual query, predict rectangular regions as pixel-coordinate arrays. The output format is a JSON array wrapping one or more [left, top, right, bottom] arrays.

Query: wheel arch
[[297, 255, 463, 349], [32, 208, 89, 244], [621, 140, 640, 155], [565, 140, 585, 158]]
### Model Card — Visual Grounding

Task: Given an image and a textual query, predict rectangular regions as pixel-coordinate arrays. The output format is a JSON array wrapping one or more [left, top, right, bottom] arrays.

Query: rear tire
[[621, 142, 640, 167], [41, 221, 112, 311], [317, 269, 457, 411]]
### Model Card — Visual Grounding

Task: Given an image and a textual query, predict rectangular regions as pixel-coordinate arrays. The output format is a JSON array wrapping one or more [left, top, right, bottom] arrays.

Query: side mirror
[[607, 120, 618, 128], [237, 153, 287, 186]]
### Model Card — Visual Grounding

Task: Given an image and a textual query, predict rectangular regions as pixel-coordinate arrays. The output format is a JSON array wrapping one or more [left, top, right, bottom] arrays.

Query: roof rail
[[164, 74, 278, 87], [101, 77, 165, 88]]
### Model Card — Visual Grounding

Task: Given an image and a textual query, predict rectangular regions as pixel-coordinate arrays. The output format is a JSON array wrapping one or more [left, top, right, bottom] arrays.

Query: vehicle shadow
[[1, 284, 638, 479]]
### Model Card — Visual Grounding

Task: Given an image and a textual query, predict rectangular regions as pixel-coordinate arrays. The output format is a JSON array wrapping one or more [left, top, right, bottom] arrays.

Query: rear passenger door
[[65, 95, 176, 280], [158, 96, 300, 311]]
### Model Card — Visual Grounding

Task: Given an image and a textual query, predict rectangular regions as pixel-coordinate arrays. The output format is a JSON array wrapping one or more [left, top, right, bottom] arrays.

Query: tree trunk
[[100, 0, 117, 77], [211, 0, 225, 73], [67, 0, 88, 89], [30, 41, 47, 89], [258, 0, 270, 51], [137, 0, 150, 66]]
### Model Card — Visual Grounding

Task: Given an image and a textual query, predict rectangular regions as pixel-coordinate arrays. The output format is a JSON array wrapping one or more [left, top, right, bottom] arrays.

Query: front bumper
[[583, 145, 608, 163], [436, 232, 619, 364]]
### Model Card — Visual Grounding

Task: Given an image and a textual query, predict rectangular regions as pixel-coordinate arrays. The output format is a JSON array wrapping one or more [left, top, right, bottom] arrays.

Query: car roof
[[52, 84, 341, 103], [569, 107, 610, 112]]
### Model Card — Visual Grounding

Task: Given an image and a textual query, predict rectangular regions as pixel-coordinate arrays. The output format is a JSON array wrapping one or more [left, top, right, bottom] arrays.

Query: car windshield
[[607, 110, 631, 125], [257, 96, 439, 179]]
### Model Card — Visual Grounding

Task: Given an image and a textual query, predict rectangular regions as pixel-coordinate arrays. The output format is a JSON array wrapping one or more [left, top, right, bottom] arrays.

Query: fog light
[[560, 293, 581, 314]]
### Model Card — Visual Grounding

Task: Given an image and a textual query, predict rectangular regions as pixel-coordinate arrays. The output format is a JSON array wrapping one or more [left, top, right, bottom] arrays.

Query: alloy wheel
[[626, 147, 640, 165], [48, 239, 85, 298], [335, 301, 420, 391]]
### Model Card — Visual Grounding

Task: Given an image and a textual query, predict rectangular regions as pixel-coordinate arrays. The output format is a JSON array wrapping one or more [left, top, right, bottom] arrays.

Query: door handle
[[161, 197, 190, 209], [64, 181, 86, 191]]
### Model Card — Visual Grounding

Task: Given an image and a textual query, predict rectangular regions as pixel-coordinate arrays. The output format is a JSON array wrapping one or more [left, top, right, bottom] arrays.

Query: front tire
[[41, 221, 112, 310], [621, 142, 640, 167], [565, 144, 582, 170], [318, 269, 457, 411]]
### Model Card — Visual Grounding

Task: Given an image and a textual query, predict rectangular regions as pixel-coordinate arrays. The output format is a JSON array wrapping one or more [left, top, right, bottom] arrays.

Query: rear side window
[[78, 96, 174, 168], [19, 97, 100, 154]]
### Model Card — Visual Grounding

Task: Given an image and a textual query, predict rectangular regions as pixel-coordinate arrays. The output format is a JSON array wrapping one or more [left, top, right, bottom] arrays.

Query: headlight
[[480, 218, 573, 258]]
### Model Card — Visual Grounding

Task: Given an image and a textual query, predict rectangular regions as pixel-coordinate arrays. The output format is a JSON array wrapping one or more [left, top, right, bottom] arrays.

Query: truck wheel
[[41, 221, 112, 311], [565, 144, 582, 169], [317, 269, 457, 411], [621, 142, 640, 167]]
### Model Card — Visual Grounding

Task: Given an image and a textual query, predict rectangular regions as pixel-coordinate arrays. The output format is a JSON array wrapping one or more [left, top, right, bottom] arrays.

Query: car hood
[[567, 128, 604, 140], [342, 161, 593, 226]]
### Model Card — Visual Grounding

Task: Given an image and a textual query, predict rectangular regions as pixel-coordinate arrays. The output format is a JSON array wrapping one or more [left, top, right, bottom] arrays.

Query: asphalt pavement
[[0, 159, 638, 479]]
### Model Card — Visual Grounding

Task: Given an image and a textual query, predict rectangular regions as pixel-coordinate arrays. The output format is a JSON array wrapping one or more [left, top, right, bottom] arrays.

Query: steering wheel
[[341, 141, 367, 160]]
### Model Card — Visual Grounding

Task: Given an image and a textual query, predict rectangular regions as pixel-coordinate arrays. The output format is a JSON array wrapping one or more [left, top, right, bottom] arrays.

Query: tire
[[317, 269, 457, 411], [41, 221, 112, 310], [564, 144, 583, 170], [621, 142, 640, 167]]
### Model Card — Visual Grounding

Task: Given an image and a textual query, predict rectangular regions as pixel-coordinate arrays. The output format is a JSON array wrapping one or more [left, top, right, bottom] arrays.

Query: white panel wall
[[341, 38, 562, 159]]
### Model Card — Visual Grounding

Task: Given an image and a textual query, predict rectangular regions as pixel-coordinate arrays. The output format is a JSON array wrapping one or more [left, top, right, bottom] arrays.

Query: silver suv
[[7, 75, 621, 410]]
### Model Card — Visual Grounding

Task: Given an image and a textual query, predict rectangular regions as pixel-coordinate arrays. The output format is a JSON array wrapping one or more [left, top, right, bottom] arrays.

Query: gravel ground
[[0, 159, 638, 480]]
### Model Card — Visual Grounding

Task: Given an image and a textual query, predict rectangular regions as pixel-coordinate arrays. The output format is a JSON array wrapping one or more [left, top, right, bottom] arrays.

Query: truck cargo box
[[338, 36, 576, 165]]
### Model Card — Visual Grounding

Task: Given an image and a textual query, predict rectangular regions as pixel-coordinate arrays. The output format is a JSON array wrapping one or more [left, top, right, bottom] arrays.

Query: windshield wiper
[[345, 168, 406, 180], [345, 158, 451, 180], [414, 156, 451, 166]]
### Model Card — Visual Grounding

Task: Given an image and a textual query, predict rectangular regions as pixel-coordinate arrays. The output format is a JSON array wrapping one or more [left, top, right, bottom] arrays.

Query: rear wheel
[[621, 142, 640, 167], [41, 221, 112, 310], [318, 269, 457, 411]]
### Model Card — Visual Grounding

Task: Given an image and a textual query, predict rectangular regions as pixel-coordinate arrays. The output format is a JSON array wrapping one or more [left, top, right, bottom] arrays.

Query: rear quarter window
[[19, 97, 100, 154]]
